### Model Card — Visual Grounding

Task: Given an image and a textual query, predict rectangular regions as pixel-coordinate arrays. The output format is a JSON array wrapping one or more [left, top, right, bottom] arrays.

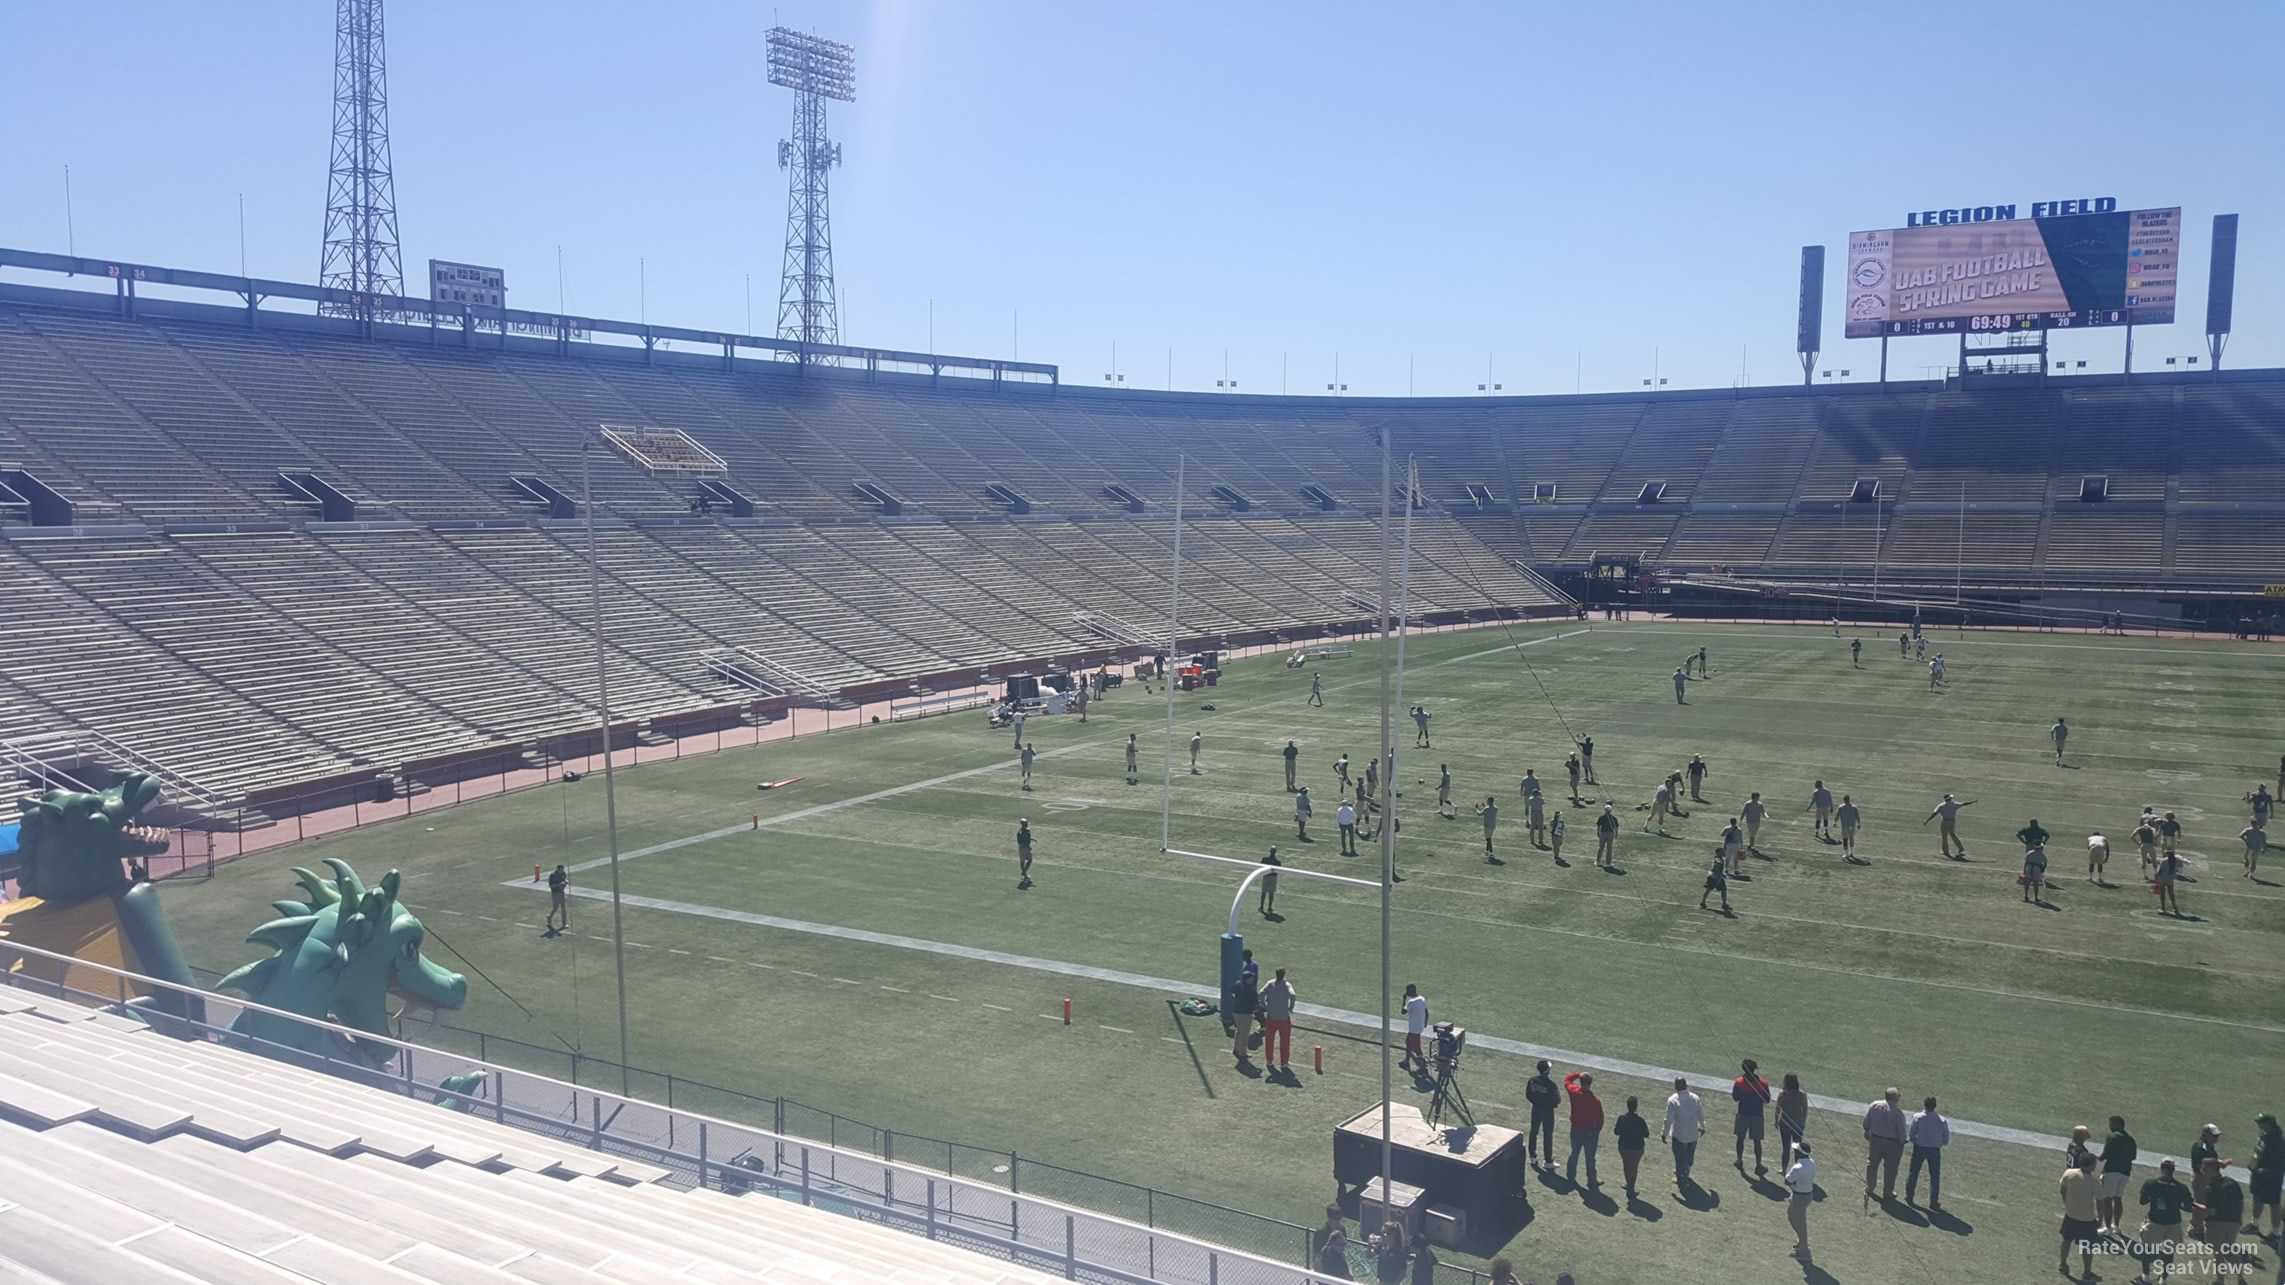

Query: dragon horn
[[291, 867, 334, 905], [245, 916, 317, 951], [216, 956, 277, 996], [325, 858, 365, 903], [270, 900, 314, 919], [379, 870, 402, 902]]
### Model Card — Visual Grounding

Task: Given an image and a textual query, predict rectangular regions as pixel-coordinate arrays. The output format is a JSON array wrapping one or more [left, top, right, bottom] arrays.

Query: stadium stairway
[[0, 1000, 1078, 1284]]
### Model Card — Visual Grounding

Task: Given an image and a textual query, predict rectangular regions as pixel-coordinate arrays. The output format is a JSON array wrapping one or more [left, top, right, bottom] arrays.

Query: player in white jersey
[[1836, 795, 1863, 862], [2050, 717, 2070, 766], [2085, 831, 2109, 882], [1189, 731, 1202, 774], [1741, 792, 1768, 854], [1647, 783, 1674, 835], [1924, 793, 1974, 859], [1124, 733, 1139, 784]]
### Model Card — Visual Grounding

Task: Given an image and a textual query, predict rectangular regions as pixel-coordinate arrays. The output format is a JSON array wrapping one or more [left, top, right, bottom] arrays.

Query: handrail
[[0, 938, 1354, 1285]]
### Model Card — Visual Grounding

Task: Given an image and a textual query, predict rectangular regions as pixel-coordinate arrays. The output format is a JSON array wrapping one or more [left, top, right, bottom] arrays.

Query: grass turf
[[153, 619, 2285, 1283]]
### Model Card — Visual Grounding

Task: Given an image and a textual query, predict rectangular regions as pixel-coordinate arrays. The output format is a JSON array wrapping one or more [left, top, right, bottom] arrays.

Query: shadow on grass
[[1162, 999, 1216, 1100], [1677, 1178, 1721, 1211]]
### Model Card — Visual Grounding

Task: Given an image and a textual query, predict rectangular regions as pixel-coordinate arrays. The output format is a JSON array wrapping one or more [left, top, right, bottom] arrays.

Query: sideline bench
[[888, 691, 993, 722]]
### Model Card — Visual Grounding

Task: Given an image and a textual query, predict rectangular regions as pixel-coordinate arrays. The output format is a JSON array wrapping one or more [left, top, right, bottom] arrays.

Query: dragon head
[[15, 774, 168, 904], [218, 858, 467, 1065]]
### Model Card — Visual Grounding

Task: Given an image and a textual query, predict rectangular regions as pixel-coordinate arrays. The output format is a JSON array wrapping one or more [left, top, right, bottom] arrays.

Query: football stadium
[[1, 6, 2281, 1285]]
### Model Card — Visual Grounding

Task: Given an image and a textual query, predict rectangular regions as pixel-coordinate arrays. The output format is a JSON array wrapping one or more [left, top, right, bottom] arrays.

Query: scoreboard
[[1845, 207, 2179, 338]]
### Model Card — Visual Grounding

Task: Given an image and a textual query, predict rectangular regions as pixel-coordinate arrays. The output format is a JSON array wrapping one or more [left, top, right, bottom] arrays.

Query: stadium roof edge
[[1, 245, 2274, 410]]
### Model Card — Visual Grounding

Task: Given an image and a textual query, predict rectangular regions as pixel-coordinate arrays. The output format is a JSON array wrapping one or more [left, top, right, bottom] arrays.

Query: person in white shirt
[[1399, 983, 1430, 1073], [1928, 657, 1942, 689], [1188, 731, 1202, 774], [2050, 717, 2070, 765], [1810, 781, 1834, 840], [1905, 1096, 1950, 1210], [1333, 754, 1351, 792], [1836, 795, 1864, 863], [1862, 1088, 1910, 1203], [1785, 1141, 1818, 1255], [1661, 1078, 1705, 1186], [1741, 792, 1768, 854], [1293, 787, 1312, 841], [1124, 734, 1139, 784], [2086, 831, 2110, 883], [1924, 793, 1973, 859], [1011, 709, 1026, 748], [1336, 800, 1359, 856], [1549, 812, 1567, 866], [1647, 783, 1674, 835]]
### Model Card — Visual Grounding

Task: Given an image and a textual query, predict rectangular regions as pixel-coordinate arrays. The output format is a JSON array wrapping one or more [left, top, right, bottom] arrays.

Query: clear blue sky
[[1, 1, 2276, 396]]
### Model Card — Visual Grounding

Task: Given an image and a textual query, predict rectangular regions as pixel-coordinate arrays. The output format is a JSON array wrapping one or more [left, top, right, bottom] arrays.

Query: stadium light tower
[[768, 28, 854, 356], [318, 0, 403, 319]]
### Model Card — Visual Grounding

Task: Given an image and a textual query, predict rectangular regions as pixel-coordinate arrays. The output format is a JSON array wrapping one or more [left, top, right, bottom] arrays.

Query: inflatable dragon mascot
[[217, 858, 466, 1068], [0, 773, 203, 1021]]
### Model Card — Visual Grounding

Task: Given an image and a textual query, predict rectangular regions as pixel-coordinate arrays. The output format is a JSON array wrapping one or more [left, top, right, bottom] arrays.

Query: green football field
[[155, 619, 2285, 1284]]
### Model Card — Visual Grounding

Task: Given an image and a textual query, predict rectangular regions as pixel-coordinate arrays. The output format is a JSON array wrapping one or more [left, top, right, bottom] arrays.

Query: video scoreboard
[[1845, 207, 2179, 338]]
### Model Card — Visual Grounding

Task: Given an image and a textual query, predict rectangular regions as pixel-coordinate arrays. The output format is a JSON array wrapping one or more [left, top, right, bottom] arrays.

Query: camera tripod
[[1426, 1056, 1473, 1129]]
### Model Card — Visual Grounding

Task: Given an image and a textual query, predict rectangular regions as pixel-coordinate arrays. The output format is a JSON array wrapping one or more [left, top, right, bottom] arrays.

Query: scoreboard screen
[[1844, 207, 2179, 338]]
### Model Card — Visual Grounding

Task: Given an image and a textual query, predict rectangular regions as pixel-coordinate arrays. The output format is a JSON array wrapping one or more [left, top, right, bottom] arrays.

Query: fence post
[[493, 1069, 505, 1124], [926, 1178, 937, 1241], [884, 1129, 894, 1165], [1063, 1216, 1076, 1280], [1009, 1152, 1020, 1195], [801, 1147, 812, 1207], [1208, 1251, 1218, 1285], [697, 1120, 708, 1190]]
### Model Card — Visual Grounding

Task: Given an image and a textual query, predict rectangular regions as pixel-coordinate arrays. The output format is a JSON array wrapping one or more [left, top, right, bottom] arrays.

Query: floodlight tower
[[768, 28, 854, 355], [318, 0, 403, 319]]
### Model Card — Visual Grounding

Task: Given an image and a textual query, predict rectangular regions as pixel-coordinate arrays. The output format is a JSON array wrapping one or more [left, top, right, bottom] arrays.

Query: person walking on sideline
[[2200, 1156, 2245, 1265], [1228, 967, 1259, 1064], [1837, 795, 1864, 863], [1595, 804, 1620, 868], [1337, 800, 1359, 856], [1673, 666, 1690, 704], [1259, 968, 1296, 1069], [1308, 672, 1324, 707], [1925, 793, 1974, 858], [1283, 739, 1300, 792], [1785, 1141, 1818, 1258], [2242, 820, 2267, 878], [2099, 1115, 2137, 1235], [1475, 796, 1502, 863], [1525, 1061, 1560, 1168], [1662, 1078, 1705, 1185], [1906, 1096, 1950, 1209], [544, 864, 570, 936], [1011, 708, 1026, 749], [2060, 1153, 2101, 1279], [1015, 818, 1035, 889], [2138, 1158, 2200, 1282], [1399, 983, 1430, 1073], [2251, 1112, 2285, 1242], [1733, 1059, 1771, 1176], [1614, 1096, 1651, 1200], [2051, 716, 2070, 765], [1294, 787, 1313, 842], [1257, 848, 1282, 916], [1776, 1073, 1808, 1164], [1313, 1206, 1352, 1280], [1564, 1070, 1605, 1189], [1862, 1088, 1909, 1204], [1019, 741, 1037, 791]]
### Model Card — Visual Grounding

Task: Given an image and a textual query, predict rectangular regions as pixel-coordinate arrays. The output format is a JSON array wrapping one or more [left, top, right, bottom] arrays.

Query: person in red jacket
[[1564, 1070, 1606, 1190]]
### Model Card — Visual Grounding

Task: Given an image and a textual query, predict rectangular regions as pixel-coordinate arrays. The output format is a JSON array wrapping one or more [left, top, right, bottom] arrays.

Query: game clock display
[[1846, 207, 2179, 338]]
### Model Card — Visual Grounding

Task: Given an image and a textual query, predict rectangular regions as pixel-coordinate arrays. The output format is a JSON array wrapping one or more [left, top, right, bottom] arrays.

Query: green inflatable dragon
[[8, 774, 202, 1022], [217, 859, 467, 1067]]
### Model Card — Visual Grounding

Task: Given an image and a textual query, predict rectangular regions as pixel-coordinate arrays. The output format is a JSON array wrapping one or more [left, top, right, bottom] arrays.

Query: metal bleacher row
[[2, 292, 2281, 807], [0, 991, 1088, 1284]]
